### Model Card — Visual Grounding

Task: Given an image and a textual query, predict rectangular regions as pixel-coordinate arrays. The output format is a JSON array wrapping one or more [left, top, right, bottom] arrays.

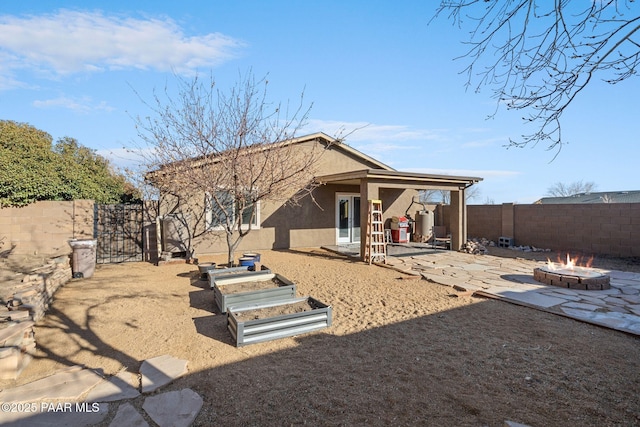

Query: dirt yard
[[2, 248, 640, 426]]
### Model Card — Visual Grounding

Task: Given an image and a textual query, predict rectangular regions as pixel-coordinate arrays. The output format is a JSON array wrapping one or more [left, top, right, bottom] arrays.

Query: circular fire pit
[[533, 265, 610, 290]]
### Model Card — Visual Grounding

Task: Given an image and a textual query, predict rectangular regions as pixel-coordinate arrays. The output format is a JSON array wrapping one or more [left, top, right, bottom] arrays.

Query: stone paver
[[0, 402, 109, 426], [109, 403, 149, 427], [0, 365, 104, 403], [0, 355, 197, 427], [142, 388, 203, 427], [392, 251, 640, 336], [481, 287, 568, 309], [140, 355, 188, 393], [86, 370, 141, 402]]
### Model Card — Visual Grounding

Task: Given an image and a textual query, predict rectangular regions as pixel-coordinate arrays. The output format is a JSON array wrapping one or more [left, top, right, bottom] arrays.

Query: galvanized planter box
[[227, 296, 332, 347], [213, 272, 294, 313], [208, 266, 271, 290]]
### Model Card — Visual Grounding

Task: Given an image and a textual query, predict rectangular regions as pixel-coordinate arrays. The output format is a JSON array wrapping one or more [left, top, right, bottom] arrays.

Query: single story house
[[156, 132, 482, 261]]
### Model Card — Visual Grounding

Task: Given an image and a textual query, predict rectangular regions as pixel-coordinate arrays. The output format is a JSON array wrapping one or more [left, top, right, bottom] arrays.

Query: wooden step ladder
[[365, 199, 387, 265]]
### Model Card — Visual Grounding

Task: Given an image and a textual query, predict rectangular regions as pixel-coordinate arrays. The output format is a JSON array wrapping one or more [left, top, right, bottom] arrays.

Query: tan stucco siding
[[186, 189, 420, 256], [167, 138, 390, 256]]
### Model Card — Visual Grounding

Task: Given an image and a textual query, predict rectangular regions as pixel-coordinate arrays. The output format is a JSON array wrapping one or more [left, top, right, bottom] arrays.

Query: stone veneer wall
[[0, 257, 72, 379], [0, 200, 91, 379]]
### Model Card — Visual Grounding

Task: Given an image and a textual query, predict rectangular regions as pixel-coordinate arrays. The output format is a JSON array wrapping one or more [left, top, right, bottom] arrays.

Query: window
[[207, 190, 260, 230]]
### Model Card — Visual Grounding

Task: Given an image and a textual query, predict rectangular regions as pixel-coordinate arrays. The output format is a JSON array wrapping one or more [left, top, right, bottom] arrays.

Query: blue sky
[[1, 1, 637, 204]]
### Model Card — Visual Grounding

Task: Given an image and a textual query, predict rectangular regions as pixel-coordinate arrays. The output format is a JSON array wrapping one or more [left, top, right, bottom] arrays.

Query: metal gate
[[94, 203, 144, 264]]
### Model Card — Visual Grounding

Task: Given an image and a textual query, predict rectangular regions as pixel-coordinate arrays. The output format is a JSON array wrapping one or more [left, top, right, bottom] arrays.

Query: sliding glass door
[[336, 194, 361, 244]]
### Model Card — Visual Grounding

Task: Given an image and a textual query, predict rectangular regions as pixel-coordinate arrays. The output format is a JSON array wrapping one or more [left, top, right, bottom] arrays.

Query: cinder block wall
[[466, 203, 640, 257], [0, 200, 94, 258], [467, 205, 502, 241]]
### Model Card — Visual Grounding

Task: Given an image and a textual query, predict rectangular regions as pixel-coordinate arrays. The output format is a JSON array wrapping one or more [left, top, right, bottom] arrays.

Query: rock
[[142, 388, 203, 427], [109, 403, 149, 427], [460, 239, 488, 255], [140, 355, 188, 393]]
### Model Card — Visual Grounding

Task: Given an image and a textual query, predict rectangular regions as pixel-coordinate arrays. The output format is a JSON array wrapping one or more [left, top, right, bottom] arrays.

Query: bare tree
[[137, 71, 327, 265], [419, 185, 481, 204], [483, 197, 496, 205], [419, 189, 449, 205], [434, 1, 640, 152], [546, 180, 597, 197], [600, 194, 613, 203]]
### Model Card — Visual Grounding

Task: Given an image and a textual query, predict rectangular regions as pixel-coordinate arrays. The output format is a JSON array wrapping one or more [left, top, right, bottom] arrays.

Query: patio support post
[[360, 179, 380, 262], [450, 188, 465, 250]]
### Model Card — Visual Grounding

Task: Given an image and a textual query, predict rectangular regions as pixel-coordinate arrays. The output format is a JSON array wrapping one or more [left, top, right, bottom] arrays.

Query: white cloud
[[302, 119, 453, 158], [304, 119, 446, 142], [408, 167, 520, 179], [33, 96, 114, 113], [0, 9, 245, 85]]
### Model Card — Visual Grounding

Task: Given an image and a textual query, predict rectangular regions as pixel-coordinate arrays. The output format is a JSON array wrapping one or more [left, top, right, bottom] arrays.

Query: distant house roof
[[534, 191, 640, 204]]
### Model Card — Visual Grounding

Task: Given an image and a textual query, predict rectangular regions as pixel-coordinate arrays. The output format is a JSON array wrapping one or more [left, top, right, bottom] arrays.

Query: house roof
[[147, 131, 483, 190], [295, 132, 394, 171], [534, 190, 640, 204], [148, 131, 392, 178], [316, 168, 483, 189]]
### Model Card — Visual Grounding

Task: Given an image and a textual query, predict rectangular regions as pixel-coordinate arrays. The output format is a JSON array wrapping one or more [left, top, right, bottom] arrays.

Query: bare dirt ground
[[1, 248, 640, 426]]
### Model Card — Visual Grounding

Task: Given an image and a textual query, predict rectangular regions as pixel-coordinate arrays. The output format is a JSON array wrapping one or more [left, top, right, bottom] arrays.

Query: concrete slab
[[0, 366, 104, 403], [142, 388, 203, 427], [140, 355, 188, 394], [86, 370, 141, 402], [109, 402, 149, 427]]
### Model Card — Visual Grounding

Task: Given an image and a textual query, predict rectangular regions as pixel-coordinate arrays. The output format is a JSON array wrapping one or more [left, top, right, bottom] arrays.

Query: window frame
[[206, 189, 261, 231]]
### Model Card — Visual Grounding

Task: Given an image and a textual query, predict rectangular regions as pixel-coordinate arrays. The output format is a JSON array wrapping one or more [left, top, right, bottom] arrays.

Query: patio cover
[[316, 169, 483, 260]]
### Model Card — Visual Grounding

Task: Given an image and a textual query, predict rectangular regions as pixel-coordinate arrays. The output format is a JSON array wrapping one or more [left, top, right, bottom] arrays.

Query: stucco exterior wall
[[166, 138, 418, 257]]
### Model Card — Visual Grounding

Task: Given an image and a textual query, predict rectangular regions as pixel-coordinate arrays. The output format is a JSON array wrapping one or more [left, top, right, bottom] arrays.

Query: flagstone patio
[[385, 250, 640, 336], [323, 243, 640, 336]]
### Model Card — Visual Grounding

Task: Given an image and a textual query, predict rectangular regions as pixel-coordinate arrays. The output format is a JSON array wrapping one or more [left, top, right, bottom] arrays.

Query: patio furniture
[[431, 226, 451, 250]]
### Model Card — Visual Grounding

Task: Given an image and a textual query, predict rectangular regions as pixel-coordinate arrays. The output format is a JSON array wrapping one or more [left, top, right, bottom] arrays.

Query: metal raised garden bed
[[212, 271, 294, 313], [227, 296, 332, 347], [208, 266, 271, 290]]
